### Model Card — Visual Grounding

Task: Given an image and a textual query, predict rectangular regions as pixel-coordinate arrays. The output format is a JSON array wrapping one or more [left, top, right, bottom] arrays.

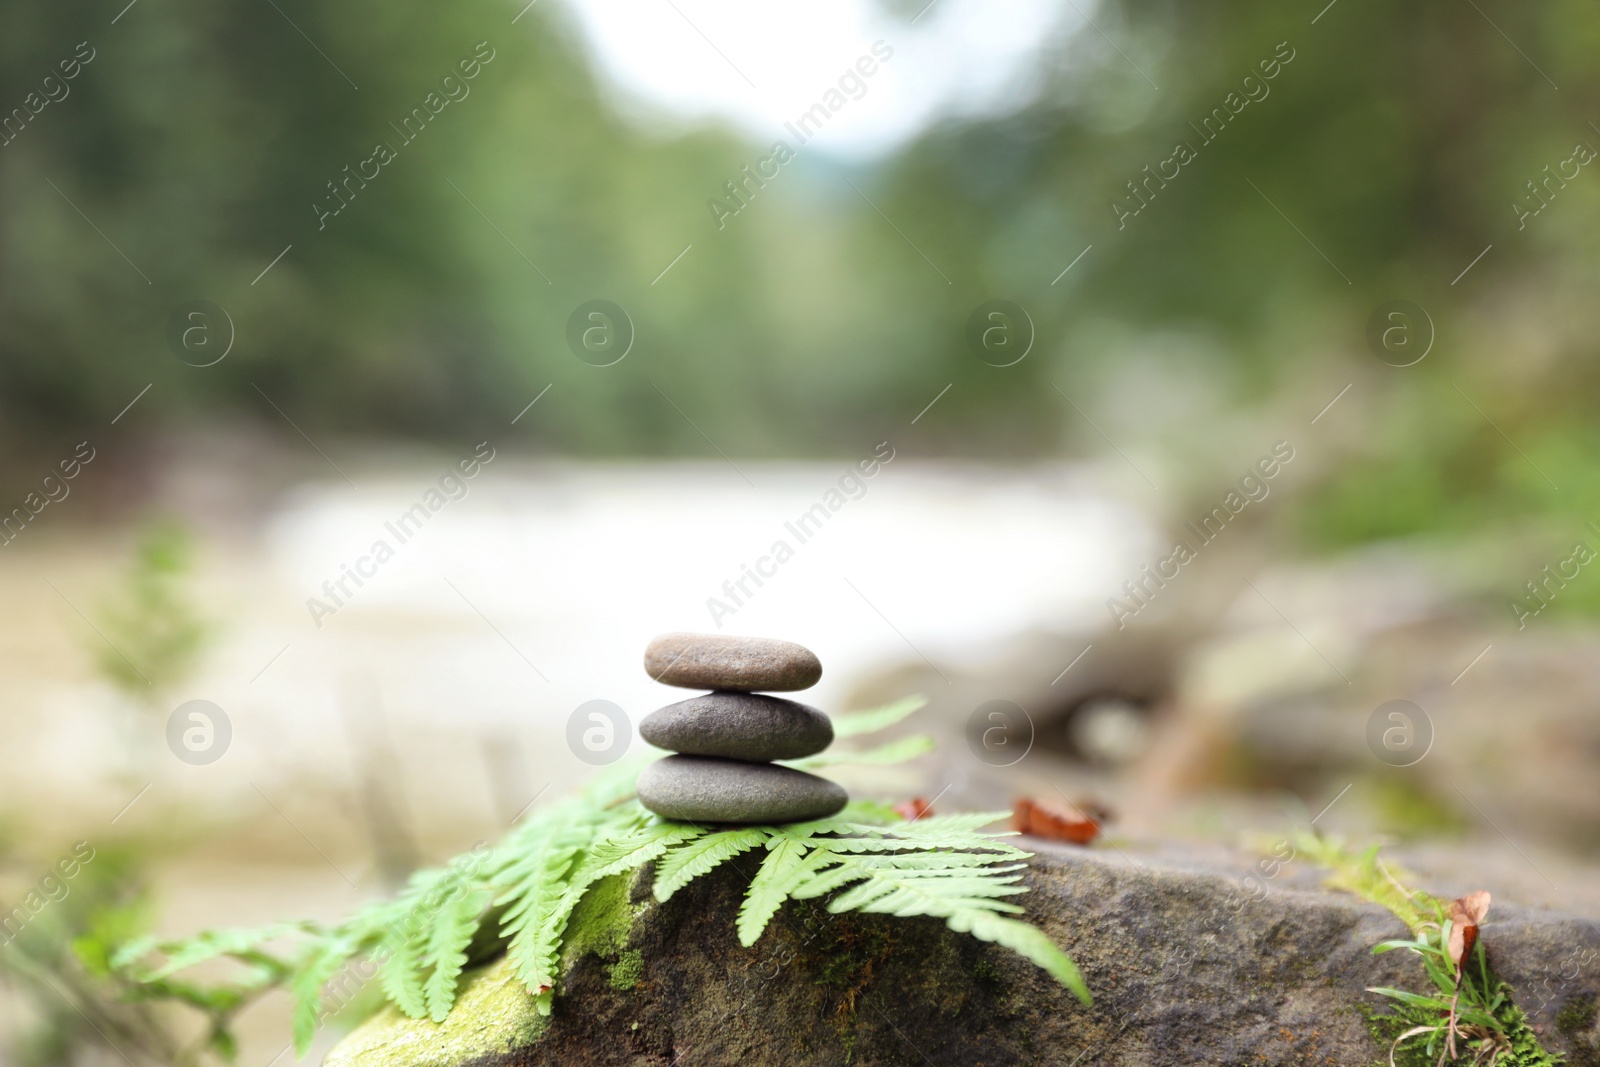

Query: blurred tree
[[0, 0, 1596, 504]]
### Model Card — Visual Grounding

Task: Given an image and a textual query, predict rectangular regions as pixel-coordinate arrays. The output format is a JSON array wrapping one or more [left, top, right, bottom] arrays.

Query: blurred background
[[4, 0, 1600, 1062]]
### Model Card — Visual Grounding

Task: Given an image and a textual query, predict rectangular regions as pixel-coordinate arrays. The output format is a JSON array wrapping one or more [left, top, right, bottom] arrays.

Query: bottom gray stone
[[635, 755, 847, 824]]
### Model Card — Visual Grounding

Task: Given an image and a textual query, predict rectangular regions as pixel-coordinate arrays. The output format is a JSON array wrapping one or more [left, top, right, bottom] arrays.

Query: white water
[[4, 460, 1154, 848]]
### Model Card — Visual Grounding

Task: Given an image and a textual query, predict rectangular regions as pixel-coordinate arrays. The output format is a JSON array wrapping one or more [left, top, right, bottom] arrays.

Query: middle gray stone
[[640, 691, 833, 761]]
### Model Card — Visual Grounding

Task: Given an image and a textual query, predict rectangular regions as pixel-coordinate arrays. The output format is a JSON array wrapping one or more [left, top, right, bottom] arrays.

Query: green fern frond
[[802, 851, 1024, 872], [830, 695, 928, 738], [422, 883, 489, 1021], [653, 828, 768, 902], [291, 936, 358, 1055], [798, 845, 1087, 1005], [836, 799, 904, 824], [376, 917, 428, 1019], [786, 733, 935, 768], [798, 813, 1025, 857], [116, 692, 1096, 1040], [143, 922, 313, 979], [736, 834, 812, 947], [504, 814, 700, 1004], [774, 816, 867, 838], [812, 851, 1028, 915], [498, 807, 623, 998], [954, 912, 1089, 1004], [338, 857, 496, 1021], [878, 811, 1012, 835], [790, 856, 1022, 903], [580, 819, 703, 883], [816, 831, 1027, 856]]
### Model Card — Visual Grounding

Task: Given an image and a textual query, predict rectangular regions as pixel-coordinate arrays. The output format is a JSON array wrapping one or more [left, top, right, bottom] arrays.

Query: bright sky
[[553, 0, 1085, 158]]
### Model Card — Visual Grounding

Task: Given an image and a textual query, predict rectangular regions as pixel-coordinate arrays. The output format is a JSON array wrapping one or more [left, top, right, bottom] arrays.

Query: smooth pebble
[[637, 756, 847, 824], [641, 691, 833, 761], [644, 632, 822, 692]]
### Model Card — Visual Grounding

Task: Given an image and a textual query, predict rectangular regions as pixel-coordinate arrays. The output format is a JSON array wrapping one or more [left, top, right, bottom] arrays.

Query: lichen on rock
[[322, 957, 545, 1067]]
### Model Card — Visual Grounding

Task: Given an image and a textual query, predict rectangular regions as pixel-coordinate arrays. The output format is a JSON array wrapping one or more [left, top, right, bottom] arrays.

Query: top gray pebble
[[645, 632, 822, 692]]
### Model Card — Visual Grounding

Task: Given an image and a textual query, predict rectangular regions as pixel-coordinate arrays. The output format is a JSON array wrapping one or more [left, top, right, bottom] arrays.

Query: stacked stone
[[636, 633, 848, 824]]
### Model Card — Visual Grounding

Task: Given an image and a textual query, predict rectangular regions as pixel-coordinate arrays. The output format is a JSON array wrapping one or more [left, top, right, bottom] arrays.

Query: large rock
[[324, 840, 1600, 1067]]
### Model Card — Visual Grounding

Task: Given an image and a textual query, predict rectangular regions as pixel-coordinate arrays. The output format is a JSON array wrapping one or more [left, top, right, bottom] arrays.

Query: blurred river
[[0, 459, 1153, 863]]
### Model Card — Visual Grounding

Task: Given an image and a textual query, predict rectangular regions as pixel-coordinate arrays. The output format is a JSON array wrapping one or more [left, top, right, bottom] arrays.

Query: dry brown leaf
[[1011, 797, 1104, 845], [892, 797, 934, 821], [1447, 890, 1491, 969]]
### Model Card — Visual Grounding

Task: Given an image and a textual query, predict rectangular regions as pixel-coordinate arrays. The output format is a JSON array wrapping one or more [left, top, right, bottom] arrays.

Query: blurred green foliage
[[2, 0, 1598, 545], [0, 835, 178, 1066], [93, 522, 209, 705]]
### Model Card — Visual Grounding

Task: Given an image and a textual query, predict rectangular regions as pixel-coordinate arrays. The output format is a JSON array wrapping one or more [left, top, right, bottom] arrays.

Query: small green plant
[[113, 697, 1090, 1057], [94, 521, 210, 705], [1288, 830, 1563, 1067], [0, 836, 208, 1067], [1368, 900, 1559, 1067]]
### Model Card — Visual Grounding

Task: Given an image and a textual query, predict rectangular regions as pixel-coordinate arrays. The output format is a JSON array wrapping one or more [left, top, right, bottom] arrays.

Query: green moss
[[815, 920, 895, 993], [1287, 830, 1434, 930], [1361, 1002, 1444, 1067], [567, 874, 644, 995], [810, 914, 899, 1064], [607, 949, 644, 991], [1365, 775, 1470, 839], [560, 874, 640, 967], [1557, 993, 1600, 1067], [323, 957, 546, 1067], [1559, 994, 1597, 1035]]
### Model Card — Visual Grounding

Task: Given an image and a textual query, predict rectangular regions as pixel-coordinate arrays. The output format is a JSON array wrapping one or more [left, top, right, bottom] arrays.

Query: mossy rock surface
[[325, 841, 1600, 1067]]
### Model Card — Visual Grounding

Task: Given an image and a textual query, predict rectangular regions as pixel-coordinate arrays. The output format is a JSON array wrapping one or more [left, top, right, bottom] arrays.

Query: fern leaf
[[508, 818, 699, 997], [831, 695, 927, 738], [423, 883, 489, 1021], [837, 799, 904, 824], [789, 853, 1022, 898], [363, 873, 443, 1019], [118, 777, 1097, 1031], [291, 937, 357, 1055], [736, 835, 813, 947], [829, 854, 1028, 876], [495, 830, 584, 927], [499, 817, 605, 995], [824, 869, 1026, 916], [877, 812, 1013, 835], [331, 863, 492, 1021], [786, 734, 935, 769], [788, 843, 1086, 1000], [820, 832, 1028, 856], [953, 911, 1091, 1006], [583, 821, 704, 883], [377, 920, 429, 1019], [653, 828, 769, 902], [108, 934, 161, 973], [148, 922, 312, 979]]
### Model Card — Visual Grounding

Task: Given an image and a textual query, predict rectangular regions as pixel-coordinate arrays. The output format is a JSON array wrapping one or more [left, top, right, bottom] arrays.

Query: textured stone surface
[[641, 692, 833, 761], [635, 755, 846, 824], [644, 633, 822, 692], [324, 839, 1600, 1067]]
